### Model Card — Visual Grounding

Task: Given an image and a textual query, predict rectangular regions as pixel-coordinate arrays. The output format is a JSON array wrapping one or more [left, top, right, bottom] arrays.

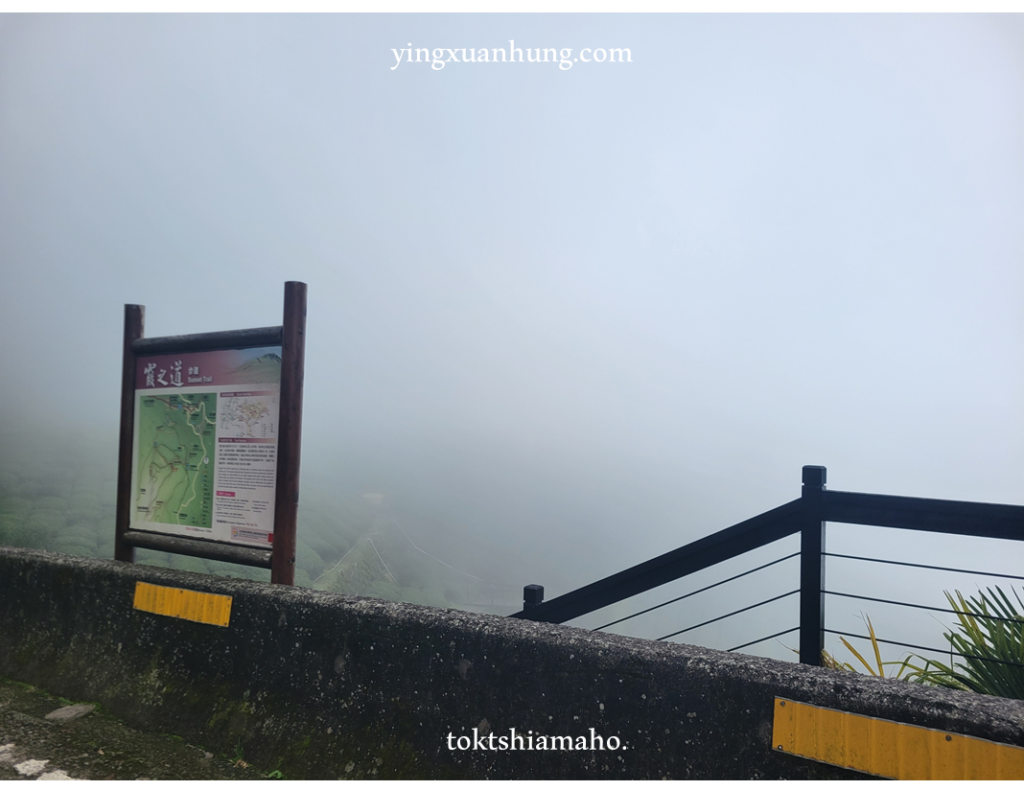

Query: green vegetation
[[902, 587, 1024, 700], [0, 426, 522, 613], [817, 587, 1024, 702], [820, 615, 913, 679]]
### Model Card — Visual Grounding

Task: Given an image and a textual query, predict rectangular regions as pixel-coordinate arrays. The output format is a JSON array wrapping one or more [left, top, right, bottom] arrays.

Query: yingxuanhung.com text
[[391, 40, 632, 71]]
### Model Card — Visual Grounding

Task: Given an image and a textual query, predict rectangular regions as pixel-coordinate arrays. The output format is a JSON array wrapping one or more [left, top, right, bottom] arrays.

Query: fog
[[1, 13, 1023, 664]]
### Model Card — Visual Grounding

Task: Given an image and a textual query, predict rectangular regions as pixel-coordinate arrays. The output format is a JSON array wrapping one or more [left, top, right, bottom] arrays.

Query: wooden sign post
[[114, 282, 306, 585]]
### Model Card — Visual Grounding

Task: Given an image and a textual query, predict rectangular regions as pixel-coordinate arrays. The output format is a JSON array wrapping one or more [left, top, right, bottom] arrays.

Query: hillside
[[0, 425, 535, 613]]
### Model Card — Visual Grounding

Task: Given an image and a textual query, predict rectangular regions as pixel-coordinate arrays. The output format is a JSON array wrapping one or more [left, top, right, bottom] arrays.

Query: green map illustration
[[135, 392, 217, 529]]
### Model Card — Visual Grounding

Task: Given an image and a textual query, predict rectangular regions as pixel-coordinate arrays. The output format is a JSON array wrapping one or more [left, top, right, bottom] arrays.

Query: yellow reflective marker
[[133, 581, 232, 627], [773, 697, 1024, 779]]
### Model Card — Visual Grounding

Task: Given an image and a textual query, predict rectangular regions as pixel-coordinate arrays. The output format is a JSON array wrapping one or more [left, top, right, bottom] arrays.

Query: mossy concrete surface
[[0, 676, 267, 780], [2, 546, 1024, 779]]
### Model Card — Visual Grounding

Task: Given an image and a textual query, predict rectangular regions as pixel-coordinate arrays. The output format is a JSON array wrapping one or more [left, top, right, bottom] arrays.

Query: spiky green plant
[[784, 615, 912, 678], [905, 587, 1024, 700], [820, 615, 913, 678]]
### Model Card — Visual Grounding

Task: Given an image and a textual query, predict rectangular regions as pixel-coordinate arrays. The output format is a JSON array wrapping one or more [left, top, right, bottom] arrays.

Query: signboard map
[[130, 347, 281, 546], [135, 391, 217, 529]]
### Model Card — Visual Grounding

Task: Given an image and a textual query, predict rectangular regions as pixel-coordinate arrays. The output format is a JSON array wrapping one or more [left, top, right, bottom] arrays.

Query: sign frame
[[114, 281, 306, 585]]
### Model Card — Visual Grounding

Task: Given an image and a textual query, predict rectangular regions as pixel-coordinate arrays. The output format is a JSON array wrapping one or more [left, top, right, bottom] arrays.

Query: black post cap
[[802, 466, 827, 487], [523, 584, 544, 608]]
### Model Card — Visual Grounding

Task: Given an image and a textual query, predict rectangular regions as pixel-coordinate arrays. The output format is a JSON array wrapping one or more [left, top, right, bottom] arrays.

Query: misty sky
[[1, 14, 1022, 660]]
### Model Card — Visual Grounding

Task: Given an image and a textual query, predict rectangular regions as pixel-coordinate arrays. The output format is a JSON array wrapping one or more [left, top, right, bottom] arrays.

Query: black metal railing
[[820, 551, 1024, 672], [510, 466, 1024, 666]]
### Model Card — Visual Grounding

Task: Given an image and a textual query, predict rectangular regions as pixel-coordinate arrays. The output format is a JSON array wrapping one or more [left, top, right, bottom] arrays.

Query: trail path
[[0, 677, 266, 781]]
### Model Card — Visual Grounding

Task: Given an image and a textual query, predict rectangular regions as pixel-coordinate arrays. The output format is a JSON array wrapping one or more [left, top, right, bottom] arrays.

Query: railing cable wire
[[657, 589, 799, 642], [592, 551, 799, 632], [727, 626, 799, 653], [824, 552, 1024, 583], [825, 629, 1024, 670], [825, 590, 1024, 626]]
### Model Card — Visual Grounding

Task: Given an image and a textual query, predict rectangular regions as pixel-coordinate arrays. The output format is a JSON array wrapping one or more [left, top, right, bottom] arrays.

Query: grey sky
[[1, 14, 1022, 659]]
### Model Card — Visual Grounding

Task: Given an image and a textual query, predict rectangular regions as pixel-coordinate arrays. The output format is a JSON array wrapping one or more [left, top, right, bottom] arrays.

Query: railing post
[[523, 584, 544, 613], [799, 466, 827, 665]]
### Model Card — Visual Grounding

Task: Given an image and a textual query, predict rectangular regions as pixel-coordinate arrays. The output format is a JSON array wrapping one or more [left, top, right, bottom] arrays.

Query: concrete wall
[[2, 546, 1024, 779]]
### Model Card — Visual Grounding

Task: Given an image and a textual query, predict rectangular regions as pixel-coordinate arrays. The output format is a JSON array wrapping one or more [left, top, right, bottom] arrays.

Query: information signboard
[[114, 281, 306, 585], [130, 346, 282, 548]]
